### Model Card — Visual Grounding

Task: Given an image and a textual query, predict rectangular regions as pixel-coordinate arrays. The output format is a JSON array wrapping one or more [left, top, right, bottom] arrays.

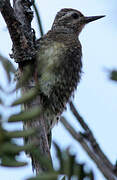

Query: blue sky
[[0, 0, 117, 179]]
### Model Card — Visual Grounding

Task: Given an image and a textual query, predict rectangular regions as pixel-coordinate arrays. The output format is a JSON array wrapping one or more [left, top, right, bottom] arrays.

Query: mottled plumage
[[36, 8, 104, 140]]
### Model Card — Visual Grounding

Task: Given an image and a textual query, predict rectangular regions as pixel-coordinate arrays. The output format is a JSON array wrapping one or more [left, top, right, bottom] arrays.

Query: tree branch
[[0, 0, 51, 174], [61, 102, 117, 180], [1, 0, 36, 62], [61, 117, 116, 180], [69, 102, 114, 171]]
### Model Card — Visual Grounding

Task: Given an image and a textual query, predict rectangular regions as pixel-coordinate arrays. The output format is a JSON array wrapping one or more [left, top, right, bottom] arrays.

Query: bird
[[24, 8, 105, 172], [36, 8, 104, 143]]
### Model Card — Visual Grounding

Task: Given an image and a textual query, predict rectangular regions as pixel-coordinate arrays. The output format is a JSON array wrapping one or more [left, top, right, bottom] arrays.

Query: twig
[[32, 2, 44, 37], [69, 102, 115, 173]]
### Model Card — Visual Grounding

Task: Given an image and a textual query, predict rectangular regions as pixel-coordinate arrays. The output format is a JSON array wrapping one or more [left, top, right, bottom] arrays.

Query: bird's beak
[[84, 15, 105, 24]]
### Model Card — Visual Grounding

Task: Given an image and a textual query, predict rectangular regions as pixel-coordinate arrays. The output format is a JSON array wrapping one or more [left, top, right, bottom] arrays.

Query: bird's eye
[[72, 13, 79, 19]]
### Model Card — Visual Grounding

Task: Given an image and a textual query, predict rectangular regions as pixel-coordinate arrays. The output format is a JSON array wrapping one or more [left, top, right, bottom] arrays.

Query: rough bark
[[0, 0, 51, 174]]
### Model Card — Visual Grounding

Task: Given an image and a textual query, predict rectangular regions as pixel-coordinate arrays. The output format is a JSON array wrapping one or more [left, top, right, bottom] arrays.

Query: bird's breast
[[37, 40, 82, 114]]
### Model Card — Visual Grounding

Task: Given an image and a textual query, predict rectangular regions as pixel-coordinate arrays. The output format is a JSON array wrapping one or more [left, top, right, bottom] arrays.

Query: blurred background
[[0, 0, 117, 179]]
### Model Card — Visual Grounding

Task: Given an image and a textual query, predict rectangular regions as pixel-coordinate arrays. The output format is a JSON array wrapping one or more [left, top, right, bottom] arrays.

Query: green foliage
[[8, 107, 42, 122], [110, 70, 117, 81], [28, 143, 94, 180], [0, 54, 15, 83], [0, 121, 34, 167], [0, 56, 35, 168], [12, 88, 38, 106]]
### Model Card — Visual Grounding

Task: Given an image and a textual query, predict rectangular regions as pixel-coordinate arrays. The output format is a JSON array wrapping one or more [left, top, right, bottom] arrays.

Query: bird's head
[[52, 8, 105, 35]]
